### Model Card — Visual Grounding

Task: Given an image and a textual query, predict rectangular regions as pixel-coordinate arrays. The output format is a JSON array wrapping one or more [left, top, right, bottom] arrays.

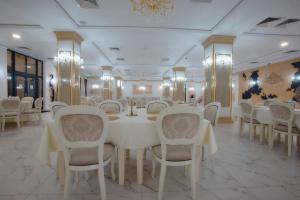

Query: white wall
[[43, 61, 57, 110], [0, 45, 7, 98], [123, 81, 163, 98]]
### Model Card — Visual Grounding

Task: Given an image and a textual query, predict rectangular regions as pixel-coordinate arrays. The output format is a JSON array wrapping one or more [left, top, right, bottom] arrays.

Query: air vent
[[284, 50, 300, 54], [257, 17, 282, 27], [46, 57, 54, 61], [109, 47, 120, 51], [18, 46, 31, 50], [249, 61, 259, 64], [161, 58, 170, 62], [276, 19, 300, 28], [116, 58, 125, 61], [75, 0, 99, 8]]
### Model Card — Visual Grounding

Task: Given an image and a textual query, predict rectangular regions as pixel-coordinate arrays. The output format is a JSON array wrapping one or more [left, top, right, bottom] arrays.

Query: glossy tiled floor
[[1, 114, 300, 200]]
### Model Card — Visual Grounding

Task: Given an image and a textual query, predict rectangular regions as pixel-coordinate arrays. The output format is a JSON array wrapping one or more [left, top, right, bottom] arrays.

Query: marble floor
[[1, 114, 300, 200]]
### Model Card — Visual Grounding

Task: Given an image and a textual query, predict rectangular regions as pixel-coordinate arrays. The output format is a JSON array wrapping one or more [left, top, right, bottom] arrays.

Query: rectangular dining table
[[37, 109, 218, 186]]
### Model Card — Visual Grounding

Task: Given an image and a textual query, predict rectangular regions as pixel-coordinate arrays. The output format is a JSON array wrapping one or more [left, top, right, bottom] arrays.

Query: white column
[[0, 45, 7, 98]]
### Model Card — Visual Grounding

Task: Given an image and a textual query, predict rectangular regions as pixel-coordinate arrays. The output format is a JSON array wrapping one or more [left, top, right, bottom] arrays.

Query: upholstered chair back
[[157, 105, 203, 145], [146, 100, 169, 114], [263, 99, 280, 106], [50, 101, 68, 117], [240, 100, 253, 118], [117, 98, 128, 111], [34, 97, 43, 110], [269, 102, 294, 125], [56, 105, 108, 149], [98, 100, 123, 114], [204, 102, 221, 126], [1, 98, 21, 112]]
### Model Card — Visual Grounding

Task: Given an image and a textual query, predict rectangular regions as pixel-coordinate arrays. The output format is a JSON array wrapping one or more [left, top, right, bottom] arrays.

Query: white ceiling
[[0, 0, 300, 80]]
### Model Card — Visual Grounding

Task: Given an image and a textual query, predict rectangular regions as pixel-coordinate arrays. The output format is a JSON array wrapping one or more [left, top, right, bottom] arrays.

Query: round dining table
[[37, 108, 217, 186]]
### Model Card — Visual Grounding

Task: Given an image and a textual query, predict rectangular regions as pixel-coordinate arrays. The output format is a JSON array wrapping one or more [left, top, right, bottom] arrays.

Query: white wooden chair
[[146, 100, 169, 114], [21, 97, 43, 124], [269, 102, 300, 157], [239, 100, 261, 141], [80, 97, 97, 107], [117, 98, 128, 112], [202, 102, 221, 160], [98, 100, 123, 114], [56, 105, 116, 200], [204, 102, 221, 126], [50, 101, 68, 118], [151, 105, 203, 200], [0, 98, 21, 131], [263, 98, 280, 106], [284, 100, 298, 108]]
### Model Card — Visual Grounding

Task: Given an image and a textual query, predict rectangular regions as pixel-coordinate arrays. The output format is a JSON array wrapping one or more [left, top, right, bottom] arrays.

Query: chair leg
[[98, 165, 107, 200], [110, 156, 116, 181], [249, 124, 253, 142], [16, 116, 20, 128], [2, 118, 5, 131], [239, 118, 243, 135], [260, 125, 264, 144], [288, 135, 292, 157], [151, 157, 156, 178], [158, 164, 167, 200], [201, 146, 205, 161], [64, 169, 72, 200], [191, 162, 197, 200]]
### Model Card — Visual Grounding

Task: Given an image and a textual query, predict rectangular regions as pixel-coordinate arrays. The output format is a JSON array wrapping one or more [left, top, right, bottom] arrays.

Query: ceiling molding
[[211, 0, 245, 31], [91, 41, 113, 65], [53, 0, 78, 27], [0, 24, 43, 29], [53, 0, 245, 33], [243, 32, 300, 38]]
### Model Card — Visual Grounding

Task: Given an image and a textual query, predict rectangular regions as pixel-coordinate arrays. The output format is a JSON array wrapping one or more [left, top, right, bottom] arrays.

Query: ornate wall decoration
[[261, 93, 278, 100], [242, 70, 262, 99], [264, 72, 283, 85], [286, 62, 300, 102]]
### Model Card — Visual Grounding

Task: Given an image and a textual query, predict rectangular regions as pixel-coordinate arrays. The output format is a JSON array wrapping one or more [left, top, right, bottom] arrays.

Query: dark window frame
[[7, 49, 44, 99]]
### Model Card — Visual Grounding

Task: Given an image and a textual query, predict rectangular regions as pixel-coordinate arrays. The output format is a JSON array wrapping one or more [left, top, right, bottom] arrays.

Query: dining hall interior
[[1, 0, 300, 200]]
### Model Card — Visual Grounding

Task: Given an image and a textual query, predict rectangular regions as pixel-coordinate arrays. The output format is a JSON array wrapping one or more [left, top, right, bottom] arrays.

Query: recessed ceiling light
[[12, 33, 21, 39], [280, 42, 289, 47], [80, 65, 85, 69]]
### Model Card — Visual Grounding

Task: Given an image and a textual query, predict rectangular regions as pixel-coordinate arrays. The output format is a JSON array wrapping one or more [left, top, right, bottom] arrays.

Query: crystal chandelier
[[130, 0, 174, 17]]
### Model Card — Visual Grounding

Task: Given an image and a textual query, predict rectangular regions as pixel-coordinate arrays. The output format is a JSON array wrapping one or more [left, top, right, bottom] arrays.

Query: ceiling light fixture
[[80, 65, 85, 69], [12, 33, 21, 39], [280, 42, 289, 47], [130, 0, 174, 17]]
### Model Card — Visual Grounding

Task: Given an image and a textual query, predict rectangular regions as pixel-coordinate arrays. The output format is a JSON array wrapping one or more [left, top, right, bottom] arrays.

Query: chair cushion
[[243, 117, 260, 124], [274, 124, 300, 134], [152, 145, 192, 161], [69, 143, 114, 166]]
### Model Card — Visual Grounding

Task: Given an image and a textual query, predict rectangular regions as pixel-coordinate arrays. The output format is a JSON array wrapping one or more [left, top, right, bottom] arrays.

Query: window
[[7, 50, 43, 100]]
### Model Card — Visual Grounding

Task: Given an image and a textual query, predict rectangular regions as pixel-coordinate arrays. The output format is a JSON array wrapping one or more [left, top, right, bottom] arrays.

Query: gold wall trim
[[202, 35, 236, 49], [54, 31, 83, 44]]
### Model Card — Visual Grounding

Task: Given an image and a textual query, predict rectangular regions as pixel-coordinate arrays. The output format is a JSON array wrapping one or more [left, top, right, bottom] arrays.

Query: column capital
[[102, 66, 113, 71], [54, 31, 83, 44], [202, 35, 236, 48], [172, 66, 186, 72]]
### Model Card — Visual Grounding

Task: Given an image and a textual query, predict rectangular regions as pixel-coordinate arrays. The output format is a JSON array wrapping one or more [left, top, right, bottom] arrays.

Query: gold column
[[172, 67, 186, 102], [115, 76, 123, 99], [202, 35, 235, 122], [162, 77, 171, 98], [101, 66, 114, 100], [55, 31, 83, 105]]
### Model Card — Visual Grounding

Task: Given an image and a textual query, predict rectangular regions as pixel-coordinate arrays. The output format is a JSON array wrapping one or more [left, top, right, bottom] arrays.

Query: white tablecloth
[[37, 109, 218, 166], [233, 104, 300, 128]]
